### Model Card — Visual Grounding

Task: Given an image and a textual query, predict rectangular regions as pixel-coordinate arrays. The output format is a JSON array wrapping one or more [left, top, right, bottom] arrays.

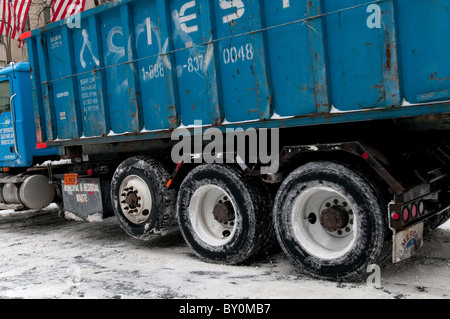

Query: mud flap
[[393, 222, 424, 263], [62, 177, 112, 220]]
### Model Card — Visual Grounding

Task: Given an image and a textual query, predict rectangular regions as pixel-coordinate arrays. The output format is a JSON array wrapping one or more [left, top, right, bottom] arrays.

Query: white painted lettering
[[220, 0, 245, 23], [367, 4, 381, 29], [179, 1, 199, 33]]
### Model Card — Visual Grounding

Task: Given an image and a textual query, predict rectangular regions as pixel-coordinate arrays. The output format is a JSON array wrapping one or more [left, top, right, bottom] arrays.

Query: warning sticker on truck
[[64, 173, 78, 185], [62, 178, 103, 220]]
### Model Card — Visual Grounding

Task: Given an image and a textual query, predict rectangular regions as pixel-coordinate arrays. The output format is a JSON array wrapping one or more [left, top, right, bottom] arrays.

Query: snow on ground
[[0, 204, 449, 300]]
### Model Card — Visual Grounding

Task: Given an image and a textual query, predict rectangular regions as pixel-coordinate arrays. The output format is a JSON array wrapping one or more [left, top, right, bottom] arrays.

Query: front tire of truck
[[111, 156, 177, 240], [177, 164, 274, 265], [273, 161, 391, 281]]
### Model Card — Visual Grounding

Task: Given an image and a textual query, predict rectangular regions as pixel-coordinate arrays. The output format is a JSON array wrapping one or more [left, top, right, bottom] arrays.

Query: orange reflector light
[[166, 179, 173, 189], [20, 31, 31, 40]]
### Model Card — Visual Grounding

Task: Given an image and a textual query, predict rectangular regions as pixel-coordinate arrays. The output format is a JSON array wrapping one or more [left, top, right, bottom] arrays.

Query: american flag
[[0, 0, 31, 41], [51, 0, 86, 23]]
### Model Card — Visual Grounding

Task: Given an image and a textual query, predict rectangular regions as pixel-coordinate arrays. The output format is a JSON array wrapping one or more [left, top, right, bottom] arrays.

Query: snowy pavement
[[0, 204, 449, 299]]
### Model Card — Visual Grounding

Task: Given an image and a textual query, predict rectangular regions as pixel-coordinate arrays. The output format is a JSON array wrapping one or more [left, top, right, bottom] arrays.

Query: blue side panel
[[72, 16, 109, 138], [46, 27, 82, 139], [25, 0, 449, 148], [101, 8, 138, 134], [264, 0, 315, 117], [132, 0, 179, 130], [170, 0, 221, 126], [324, 0, 387, 111], [396, 0, 450, 104], [213, 0, 271, 122]]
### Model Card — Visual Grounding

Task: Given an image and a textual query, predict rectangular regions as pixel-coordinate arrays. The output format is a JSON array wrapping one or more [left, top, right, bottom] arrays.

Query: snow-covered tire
[[177, 164, 274, 265], [273, 161, 391, 281], [111, 156, 177, 240], [424, 209, 450, 234]]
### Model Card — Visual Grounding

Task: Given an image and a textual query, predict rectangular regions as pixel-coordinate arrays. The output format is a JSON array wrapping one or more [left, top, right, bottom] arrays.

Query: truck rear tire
[[111, 156, 177, 240], [424, 209, 450, 233], [177, 164, 274, 265], [273, 161, 391, 281]]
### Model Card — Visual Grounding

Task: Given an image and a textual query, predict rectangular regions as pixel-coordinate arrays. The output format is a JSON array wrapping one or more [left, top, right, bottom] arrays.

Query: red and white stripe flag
[[0, 0, 31, 42], [51, 0, 86, 23]]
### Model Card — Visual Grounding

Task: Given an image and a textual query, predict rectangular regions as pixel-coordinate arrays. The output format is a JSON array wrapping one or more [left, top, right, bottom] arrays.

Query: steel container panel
[[25, 0, 450, 147]]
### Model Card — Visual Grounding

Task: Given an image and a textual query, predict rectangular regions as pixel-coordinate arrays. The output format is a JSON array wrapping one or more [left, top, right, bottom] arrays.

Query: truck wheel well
[[275, 149, 393, 201]]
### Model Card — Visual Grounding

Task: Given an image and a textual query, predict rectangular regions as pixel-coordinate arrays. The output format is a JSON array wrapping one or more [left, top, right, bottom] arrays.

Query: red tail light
[[411, 204, 418, 219], [402, 207, 410, 222]]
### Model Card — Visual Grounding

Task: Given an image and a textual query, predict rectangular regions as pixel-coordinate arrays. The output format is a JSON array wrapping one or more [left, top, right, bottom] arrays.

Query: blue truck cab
[[0, 62, 59, 210], [0, 62, 57, 169]]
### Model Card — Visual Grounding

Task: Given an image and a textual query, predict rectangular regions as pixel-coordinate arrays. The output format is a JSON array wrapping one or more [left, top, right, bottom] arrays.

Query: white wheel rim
[[291, 186, 357, 260], [189, 185, 237, 247], [119, 175, 152, 225]]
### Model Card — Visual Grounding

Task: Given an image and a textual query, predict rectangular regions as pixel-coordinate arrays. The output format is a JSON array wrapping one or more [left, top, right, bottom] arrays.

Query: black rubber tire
[[424, 209, 450, 234], [177, 164, 274, 265], [273, 161, 391, 282], [110, 156, 177, 240]]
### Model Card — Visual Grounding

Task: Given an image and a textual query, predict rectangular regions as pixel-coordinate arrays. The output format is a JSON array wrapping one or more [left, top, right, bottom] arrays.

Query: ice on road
[[0, 204, 449, 299]]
